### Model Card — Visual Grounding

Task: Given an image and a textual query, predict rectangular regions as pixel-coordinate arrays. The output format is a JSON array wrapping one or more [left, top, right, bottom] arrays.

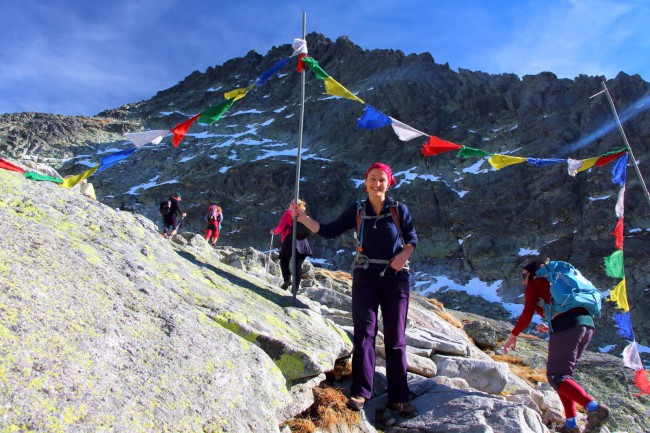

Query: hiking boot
[[346, 395, 365, 411], [387, 401, 418, 418], [281, 280, 291, 290], [585, 404, 610, 432], [556, 425, 580, 433]]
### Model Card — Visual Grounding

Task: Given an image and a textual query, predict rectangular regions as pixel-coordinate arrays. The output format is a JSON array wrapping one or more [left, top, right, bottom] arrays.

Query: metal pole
[[265, 234, 274, 274], [291, 12, 307, 302], [600, 81, 650, 209]]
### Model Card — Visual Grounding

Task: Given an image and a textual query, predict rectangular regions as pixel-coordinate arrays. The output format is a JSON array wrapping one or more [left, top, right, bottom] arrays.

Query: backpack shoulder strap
[[389, 201, 402, 236], [356, 200, 365, 252]]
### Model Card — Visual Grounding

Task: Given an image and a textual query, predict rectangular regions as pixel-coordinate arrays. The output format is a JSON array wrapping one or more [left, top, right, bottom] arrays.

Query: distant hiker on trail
[[292, 162, 418, 418], [502, 260, 610, 433], [160, 193, 186, 239], [205, 203, 223, 246], [271, 199, 312, 290]]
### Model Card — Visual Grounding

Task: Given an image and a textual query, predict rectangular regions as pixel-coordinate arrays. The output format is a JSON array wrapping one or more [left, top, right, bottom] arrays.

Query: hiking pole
[[265, 234, 274, 275], [291, 11, 307, 304], [596, 81, 650, 210]]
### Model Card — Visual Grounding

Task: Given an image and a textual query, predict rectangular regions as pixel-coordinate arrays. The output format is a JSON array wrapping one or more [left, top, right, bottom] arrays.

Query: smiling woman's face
[[364, 168, 388, 200]]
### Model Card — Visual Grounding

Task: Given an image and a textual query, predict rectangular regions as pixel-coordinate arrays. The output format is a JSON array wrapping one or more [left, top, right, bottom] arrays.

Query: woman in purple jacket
[[293, 162, 418, 418]]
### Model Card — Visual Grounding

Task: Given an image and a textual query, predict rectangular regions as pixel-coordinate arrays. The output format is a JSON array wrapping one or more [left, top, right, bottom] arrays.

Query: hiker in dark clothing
[[162, 193, 186, 238], [271, 199, 312, 290], [292, 162, 418, 418], [503, 260, 611, 433]]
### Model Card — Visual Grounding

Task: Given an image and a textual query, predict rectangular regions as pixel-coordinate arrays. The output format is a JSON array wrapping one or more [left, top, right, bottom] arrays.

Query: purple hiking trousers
[[350, 269, 411, 403], [546, 325, 594, 390]]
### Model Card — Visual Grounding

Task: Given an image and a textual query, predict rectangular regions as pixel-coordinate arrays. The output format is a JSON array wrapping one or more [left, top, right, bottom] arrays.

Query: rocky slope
[[0, 33, 648, 354], [1, 164, 648, 433]]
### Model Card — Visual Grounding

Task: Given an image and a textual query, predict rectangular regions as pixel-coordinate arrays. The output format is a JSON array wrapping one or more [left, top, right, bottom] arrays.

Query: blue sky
[[1, 0, 648, 116]]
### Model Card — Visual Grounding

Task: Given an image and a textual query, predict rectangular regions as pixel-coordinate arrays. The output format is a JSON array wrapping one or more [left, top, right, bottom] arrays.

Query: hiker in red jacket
[[271, 199, 312, 290], [205, 204, 223, 246], [503, 260, 610, 433]]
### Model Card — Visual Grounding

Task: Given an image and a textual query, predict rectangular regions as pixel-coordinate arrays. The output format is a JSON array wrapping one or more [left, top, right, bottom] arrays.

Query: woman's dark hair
[[523, 260, 546, 276]]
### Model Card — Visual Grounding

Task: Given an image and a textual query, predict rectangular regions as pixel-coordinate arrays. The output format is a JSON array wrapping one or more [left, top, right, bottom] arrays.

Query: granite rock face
[[1, 167, 648, 433]]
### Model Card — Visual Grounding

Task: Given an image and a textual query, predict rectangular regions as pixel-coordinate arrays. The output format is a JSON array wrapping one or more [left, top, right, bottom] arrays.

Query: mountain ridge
[[1, 32, 648, 354]]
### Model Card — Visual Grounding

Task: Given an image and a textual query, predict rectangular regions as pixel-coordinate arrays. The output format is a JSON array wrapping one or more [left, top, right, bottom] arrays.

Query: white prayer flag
[[623, 341, 644, 371], [390, 118, 427, 141], [124, 130, 170, 147], [292, 38, 308, 56], [615, 186, 625, 218], [567, 158, 583, 177]]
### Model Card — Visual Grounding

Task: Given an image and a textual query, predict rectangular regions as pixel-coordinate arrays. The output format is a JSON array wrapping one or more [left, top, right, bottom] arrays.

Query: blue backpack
[[535, 261, 604, 328]]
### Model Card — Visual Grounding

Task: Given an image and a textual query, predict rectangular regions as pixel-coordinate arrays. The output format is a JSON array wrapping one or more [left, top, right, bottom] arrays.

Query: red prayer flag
[[421, 136, 463, 157], [0, 158, 26, 174], [612, 217, 624, 250], [633, 369, 650, 397], [171, 114, 201, 147], [296, 53, 307, 73], [596, 150, 626, 167]]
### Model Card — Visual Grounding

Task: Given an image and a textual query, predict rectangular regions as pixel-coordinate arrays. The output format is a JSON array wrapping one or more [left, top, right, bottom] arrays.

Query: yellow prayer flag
[[224, 85, 255, 102], [60, 165, 99, 189], [576, 156, 599, 173], [488, 154, 528, 170], [609, 278, 629, 311], [323, 77, 364, 104]]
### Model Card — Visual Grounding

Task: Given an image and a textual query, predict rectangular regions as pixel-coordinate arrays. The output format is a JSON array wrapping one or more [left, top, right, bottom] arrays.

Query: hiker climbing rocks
[[502, 260, 611, 433], [205, 203, 223, 246], [292, 162, 418, 418], [160, 193, 186, 239], [271, 199, 312, 290]]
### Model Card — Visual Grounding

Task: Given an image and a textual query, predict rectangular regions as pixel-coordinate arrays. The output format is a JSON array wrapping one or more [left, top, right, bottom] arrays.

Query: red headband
[[364, 162, 396, 188]]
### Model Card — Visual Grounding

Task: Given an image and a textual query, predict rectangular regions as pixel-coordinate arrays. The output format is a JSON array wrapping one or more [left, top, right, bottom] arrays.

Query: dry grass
[[425, 298, 465, 330], [426, 297, 445, 309], [491, 353, 547, 385], [312, 386, 360, 430], [434, 310, 465, 330], [315, 268, 353, 282], [281, 385, 360, 432], [280, 418, 316, 433], [328, 358, 352, 381]]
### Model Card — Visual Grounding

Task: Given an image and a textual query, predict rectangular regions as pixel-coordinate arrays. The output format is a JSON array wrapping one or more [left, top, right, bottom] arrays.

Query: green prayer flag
[[23, 171, 63, 183], [456, 146, 493, 159], [198, 98, 235, 125], [604, 250, 625, 278], [601, 147, 627, 157], [302, 57, 329, 80]]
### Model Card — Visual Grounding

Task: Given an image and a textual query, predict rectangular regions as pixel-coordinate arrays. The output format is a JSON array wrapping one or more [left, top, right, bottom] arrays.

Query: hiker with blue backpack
[[204, 203, 223, 246], [160, 193, 186, 239], [292, 162, 418, 419], [271, 199, 312, 290], [503, 259, 610, 433]]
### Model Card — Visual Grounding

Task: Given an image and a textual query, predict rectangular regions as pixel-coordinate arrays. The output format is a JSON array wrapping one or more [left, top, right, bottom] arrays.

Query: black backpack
[[159, 199, 172, 216]]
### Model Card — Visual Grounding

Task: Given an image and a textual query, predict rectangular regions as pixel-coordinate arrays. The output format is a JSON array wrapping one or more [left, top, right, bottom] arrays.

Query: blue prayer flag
[[356, 105, 391, 130], [526, 158, 565, 167], [614, 311, 635, 340], [256, 57, 291, 86], [97, 147, 138, 173], [612, 152, 628, 185]]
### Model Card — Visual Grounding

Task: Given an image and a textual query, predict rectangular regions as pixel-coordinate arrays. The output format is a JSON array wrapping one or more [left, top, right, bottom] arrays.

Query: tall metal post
[[291, 12, 307, 302], [600, 81, 650, 209]]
